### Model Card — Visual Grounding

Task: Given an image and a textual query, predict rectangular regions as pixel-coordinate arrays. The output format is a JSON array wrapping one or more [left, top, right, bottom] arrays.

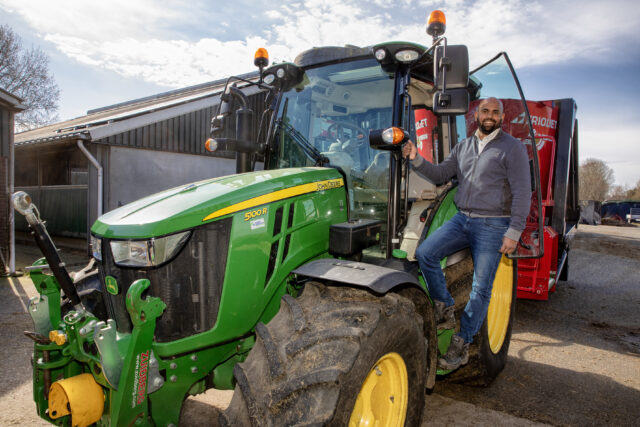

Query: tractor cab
[[250, 42, 544, 262]]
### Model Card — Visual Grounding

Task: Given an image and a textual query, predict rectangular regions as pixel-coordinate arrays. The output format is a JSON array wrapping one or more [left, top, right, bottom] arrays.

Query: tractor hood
[[91, 167, 345, 239]]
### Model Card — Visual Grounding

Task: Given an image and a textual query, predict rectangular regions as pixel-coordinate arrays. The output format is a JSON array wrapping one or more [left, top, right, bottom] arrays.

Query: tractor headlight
[[90, 235, 102, 261], [110, 231, 191, 268]]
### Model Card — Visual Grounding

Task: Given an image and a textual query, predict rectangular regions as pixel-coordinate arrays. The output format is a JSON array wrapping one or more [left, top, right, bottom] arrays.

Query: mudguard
[[293, 258, 422, 294], [293, 258, 438, 389]]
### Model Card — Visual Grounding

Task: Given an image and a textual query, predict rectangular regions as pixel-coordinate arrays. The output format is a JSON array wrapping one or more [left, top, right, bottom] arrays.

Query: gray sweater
[[411, 130, 531, 241]]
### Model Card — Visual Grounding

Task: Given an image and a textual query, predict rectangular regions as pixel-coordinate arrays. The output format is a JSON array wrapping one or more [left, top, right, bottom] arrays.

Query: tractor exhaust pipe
[[11, 191, 83, 309]]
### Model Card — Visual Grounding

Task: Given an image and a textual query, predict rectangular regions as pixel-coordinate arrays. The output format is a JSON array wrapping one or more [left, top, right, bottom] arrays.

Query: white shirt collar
[[475, 128, 501, 153]]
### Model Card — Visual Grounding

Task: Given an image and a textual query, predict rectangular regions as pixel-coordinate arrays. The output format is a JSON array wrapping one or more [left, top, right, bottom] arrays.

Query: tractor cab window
[[267, 58, 395, 223]]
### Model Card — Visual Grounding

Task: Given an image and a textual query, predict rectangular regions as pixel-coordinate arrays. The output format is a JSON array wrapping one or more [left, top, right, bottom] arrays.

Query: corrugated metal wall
[[14, 186, 88, 238], [92, 92, 267, 157]]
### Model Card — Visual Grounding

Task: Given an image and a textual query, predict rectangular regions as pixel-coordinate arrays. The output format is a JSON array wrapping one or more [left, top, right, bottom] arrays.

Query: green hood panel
[[92, 167, 345, 239]]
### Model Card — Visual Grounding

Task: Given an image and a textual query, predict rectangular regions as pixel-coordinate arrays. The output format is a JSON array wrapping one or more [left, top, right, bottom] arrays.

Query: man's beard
[[477, 117, 502, 135]]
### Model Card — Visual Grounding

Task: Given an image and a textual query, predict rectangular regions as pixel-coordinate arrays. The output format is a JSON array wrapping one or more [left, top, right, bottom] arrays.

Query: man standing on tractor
[[403, 97, 531, 370]]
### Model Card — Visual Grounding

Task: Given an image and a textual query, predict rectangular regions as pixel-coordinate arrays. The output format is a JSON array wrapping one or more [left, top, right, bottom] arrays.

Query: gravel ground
[[1, 225, 638, 426]]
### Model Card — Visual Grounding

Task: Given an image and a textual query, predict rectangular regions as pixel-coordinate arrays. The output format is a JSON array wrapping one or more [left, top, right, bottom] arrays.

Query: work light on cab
[[395, 49, 420, 63], [368, 127, 410, 150], [427, 10, 446, 38]]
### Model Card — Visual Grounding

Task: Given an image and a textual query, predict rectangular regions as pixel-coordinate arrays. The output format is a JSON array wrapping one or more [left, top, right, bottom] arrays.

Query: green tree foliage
[[579, 158, 614, 202], [0, 24, 59, 131]]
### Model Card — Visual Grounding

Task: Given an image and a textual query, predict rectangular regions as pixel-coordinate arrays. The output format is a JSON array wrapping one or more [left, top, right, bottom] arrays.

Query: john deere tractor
[[14, 10, 545, 426]]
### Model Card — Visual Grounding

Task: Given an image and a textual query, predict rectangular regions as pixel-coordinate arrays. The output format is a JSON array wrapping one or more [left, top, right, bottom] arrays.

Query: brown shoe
[[438, 335, 469, 370], [434, 300, 456, 330]]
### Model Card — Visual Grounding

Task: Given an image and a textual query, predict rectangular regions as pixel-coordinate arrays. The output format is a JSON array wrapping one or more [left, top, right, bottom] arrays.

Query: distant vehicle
[[602, 200, 640, 222]]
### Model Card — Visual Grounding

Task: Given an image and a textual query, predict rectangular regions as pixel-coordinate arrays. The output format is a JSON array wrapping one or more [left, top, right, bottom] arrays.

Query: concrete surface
[[1, 225, 638, 426]]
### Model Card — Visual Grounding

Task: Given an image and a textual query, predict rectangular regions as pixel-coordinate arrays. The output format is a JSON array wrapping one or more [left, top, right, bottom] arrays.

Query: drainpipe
[[77, 139, 103, 218]]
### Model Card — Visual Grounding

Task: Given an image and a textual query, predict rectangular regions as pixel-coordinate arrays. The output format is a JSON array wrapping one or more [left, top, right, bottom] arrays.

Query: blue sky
[[1, 0, 639, 186]]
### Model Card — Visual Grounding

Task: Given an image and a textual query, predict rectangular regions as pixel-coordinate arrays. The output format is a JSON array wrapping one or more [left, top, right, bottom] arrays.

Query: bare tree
[[607, 178, 640, 200], [579, 158, 614, 201], [0, 25, 59, 131], [608, 184, 628, 201], [625, 179, 640, 200]]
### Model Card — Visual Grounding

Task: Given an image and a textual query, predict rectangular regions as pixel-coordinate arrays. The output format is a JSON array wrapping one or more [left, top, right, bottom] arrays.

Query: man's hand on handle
[[499, 236, 518, 254], [402, 140, 417, 161]]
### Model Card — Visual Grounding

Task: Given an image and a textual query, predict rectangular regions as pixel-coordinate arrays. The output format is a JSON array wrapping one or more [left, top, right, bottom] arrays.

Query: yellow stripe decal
[[202, 178, 344, 222]]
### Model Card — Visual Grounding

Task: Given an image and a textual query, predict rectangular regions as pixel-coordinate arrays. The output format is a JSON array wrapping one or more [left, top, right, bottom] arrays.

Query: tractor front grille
[[98, 218, 232, 342]]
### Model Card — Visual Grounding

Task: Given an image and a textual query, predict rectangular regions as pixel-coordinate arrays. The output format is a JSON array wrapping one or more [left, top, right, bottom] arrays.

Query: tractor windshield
[[267, 58, 395, 223]]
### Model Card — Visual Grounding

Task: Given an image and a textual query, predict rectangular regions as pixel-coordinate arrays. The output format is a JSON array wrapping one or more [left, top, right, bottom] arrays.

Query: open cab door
[[467, 53, 544, 259]]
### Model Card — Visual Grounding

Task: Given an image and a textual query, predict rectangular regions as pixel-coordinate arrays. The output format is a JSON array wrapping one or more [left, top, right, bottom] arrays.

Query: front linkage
[[27, 261, 167, 426], [14, 192, 246, 427]]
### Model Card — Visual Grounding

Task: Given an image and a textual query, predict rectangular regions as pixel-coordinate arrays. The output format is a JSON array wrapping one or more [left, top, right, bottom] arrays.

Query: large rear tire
[[220, 282, 426, 426], [445, 255, 517, 386]]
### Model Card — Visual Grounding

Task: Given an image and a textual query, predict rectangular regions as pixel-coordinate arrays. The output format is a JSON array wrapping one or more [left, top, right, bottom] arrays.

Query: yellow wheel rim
[[486, 255, 514, 354], [349, 352, 408, 427]]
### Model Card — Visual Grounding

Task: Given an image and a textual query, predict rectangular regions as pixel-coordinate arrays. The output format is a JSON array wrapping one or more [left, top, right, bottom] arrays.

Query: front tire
[[220, 282, 426, 426]]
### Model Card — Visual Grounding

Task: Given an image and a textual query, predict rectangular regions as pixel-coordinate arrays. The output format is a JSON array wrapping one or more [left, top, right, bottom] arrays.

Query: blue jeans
[[416, 212, 508, 343]]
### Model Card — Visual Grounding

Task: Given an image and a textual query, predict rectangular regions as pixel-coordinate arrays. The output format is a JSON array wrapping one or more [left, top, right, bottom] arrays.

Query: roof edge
[[87, 71, 259, 115], [0, 87, 26, 111]]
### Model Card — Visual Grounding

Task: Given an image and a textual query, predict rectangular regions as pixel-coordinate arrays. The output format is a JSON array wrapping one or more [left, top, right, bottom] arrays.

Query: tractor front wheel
[[220, 282, 426, 426]]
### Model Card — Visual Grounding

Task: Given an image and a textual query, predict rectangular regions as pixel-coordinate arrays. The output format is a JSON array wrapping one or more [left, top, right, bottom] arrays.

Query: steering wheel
[[327, 122, 368, 149]]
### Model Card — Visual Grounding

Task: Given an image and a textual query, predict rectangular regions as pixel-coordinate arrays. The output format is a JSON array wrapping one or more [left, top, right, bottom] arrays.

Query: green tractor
[[14, 10, 545, 426]]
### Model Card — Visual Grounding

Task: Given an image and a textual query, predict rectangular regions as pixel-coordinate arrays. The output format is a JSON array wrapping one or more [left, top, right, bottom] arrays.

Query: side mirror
[[210, 91, 233, 138], [433, 89, 469, 115], [433, 45, 469, 89], [432, 44, 470, 115]]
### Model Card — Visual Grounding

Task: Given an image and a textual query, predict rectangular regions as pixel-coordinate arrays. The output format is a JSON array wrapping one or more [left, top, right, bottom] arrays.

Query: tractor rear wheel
[[220, 282, 426, 426], [446, 255, 517, 386]]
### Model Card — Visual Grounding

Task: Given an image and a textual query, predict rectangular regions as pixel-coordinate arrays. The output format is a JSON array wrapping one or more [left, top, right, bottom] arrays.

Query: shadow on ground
[[436, 355, 640, 426]]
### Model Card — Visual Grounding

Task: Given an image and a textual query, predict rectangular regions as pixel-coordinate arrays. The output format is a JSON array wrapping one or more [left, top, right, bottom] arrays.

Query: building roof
[[0, 87, 26, 111], [15, 71, 258, 146]]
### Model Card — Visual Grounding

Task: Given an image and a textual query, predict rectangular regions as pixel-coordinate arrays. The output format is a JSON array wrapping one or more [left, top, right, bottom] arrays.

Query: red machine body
[[506, 101, 563, 299], [508, 100, 578, 300], [466, 99, 579, 300]]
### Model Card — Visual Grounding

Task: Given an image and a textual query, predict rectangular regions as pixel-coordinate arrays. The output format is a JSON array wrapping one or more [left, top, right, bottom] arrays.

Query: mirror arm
[[440, 37, 448, 94], [416, 36, 446, 64]]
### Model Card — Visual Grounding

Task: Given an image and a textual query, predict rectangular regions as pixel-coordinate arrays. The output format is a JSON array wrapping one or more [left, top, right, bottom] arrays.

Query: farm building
[[13, 74, 265, 248]]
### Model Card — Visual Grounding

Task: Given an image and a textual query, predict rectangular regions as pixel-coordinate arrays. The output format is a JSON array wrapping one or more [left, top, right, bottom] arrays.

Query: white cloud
[[2, 0, 639, 185], [2, 0, 639, 87], [0, 0, 192, 41], [433, 0, 640, 68], [265, 10, 284, 20], [44, 34, 276, 86]]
